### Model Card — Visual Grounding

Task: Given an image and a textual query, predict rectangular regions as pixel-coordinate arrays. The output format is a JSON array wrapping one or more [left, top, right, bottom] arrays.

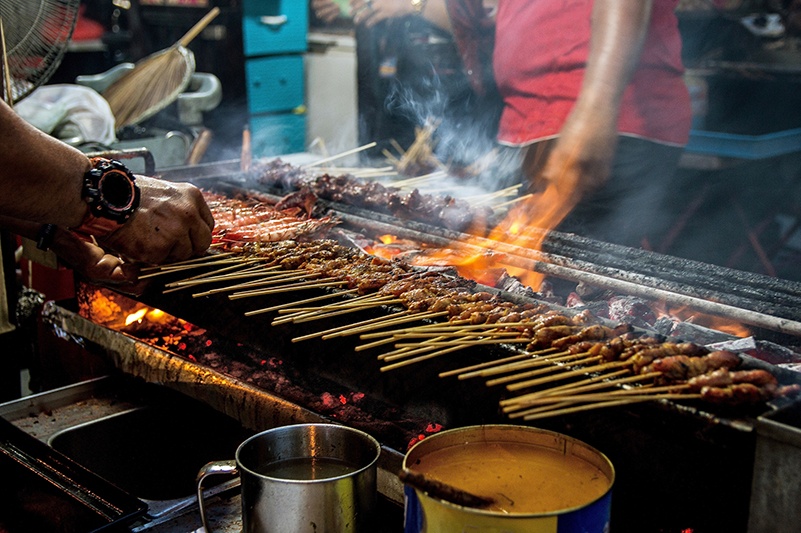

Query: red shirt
[[493, 0, 691, 147]]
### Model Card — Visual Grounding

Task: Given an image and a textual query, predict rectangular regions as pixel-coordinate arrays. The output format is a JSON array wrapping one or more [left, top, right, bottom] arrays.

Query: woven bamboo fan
[[102, 6, 220, 130]]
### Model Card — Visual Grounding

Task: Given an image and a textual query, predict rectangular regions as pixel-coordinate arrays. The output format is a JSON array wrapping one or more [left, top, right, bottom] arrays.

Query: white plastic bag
[[15, 84, 117, 146]]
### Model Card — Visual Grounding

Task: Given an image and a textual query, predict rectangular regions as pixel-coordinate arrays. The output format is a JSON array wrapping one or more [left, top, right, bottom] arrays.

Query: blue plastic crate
[[685, 127, 801, 159]]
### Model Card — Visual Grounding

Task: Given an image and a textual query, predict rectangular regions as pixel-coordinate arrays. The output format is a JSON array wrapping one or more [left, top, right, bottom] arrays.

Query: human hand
[[50, 228, 141, 287], [350, 0, 412, 27], [99, 176, 214, 265], [312, 0, 343, 23], [535, 103, 619, 206]]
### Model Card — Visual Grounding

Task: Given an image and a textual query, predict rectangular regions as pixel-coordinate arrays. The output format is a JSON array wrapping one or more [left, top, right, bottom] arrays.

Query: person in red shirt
[[448, 0, 692, 247]]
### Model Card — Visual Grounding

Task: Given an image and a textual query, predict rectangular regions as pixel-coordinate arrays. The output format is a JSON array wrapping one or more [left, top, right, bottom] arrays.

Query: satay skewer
[[519, 393, 702, 422], [324, 311, 448, 339], [192, 272, 323, 298], [228, 280, 349, 299], [439, 350, 559, 379], [502, 371, 661, 411], [461, 351, 594, 380], [500, 369, 636, 408], [485, 356, 603, 387], [380, 345, 467, 372], [302, 142, 377, 168], [505, 360, 633, 392], [244, 289, 360, 316]]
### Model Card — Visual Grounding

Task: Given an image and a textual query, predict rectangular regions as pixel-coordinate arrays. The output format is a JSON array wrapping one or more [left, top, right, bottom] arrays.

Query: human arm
[[0, 216, 139, 285], [535, 0, 653, 202], [350, 0, 452, 32], [0, 99, 214, 265]]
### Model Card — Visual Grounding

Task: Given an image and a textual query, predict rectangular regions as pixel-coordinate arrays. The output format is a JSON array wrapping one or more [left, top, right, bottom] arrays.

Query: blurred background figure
[[310, 0, 502, 170]]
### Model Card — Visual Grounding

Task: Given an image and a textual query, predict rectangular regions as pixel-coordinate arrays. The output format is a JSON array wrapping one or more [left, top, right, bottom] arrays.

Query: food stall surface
[[0, 376, 404, 533]]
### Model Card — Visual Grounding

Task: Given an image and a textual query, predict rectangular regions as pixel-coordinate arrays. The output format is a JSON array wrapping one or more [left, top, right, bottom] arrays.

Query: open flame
[[654, 303, 752, 338], [422, 157, 580, 290]]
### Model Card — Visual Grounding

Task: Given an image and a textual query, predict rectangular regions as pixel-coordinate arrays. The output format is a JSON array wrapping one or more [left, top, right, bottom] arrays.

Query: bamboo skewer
[[380, 345, 468, 372], [439, 352, 546, 379], [518, 393, 703, 422], [394, 338, 532, 348], [508, 384, 692, 409], [290, 310, 414, 343], [228, 280, 349, 299], [502, 371, 662, 411], [505, 360, 633, 392], [192, 272, 320, 298], [244, 289, 359, 316], [275, 299, 403, 326], [460, 351, 593, 380], [499, 369, 634, 408], [303, 142, 378, 168], [324, 311, 448, 339], [485, 356, 603, 387], [492, 195, 535, 212], [290, 310, 446, 343]]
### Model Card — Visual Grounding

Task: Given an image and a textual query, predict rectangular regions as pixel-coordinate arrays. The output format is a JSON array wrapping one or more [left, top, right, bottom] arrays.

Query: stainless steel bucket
[[197, 423, 381, 533], [402, 424, 615, 533]]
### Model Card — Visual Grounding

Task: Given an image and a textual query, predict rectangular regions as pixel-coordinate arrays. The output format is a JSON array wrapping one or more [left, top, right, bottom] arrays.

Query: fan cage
[[0, 0, 80, 104]]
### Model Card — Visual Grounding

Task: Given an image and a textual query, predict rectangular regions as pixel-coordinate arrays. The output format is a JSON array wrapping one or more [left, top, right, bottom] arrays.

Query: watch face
[[99, 169, 138, 214]]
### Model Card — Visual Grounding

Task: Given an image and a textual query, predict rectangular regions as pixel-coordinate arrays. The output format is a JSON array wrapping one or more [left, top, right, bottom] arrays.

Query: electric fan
[[0, 0, 80, 104]]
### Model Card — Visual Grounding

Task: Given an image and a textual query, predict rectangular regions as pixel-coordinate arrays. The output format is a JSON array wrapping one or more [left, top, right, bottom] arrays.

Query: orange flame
[[419, 156, 581, 290], [655, 303, 752, 338]]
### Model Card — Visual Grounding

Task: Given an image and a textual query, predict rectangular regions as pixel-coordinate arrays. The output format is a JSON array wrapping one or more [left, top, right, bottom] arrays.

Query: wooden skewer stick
[[302, 142, 377, 168], [277, 295, 402, 313], [228, 280, 348, 299], [486, 356, 603, 387], [491, 193, 534, 211], [381, 345, 468, 372], [442, 348, 562, 378], [271, 293, 396, 323], [391, 330, 524, 339], [506, 360, 633, 392], [193, 272, 321, 298], [511, 384, 692, 411], [461, 351, 591, 380], [291, 310, 414, 343], [323, 311, 448, 339], [394, 338, 532, 348], [502, 371, 661, 411], [354, 334, 410, 352], [277, 300, 402, 325], [244, 289, 359, 316], [379, 335, 457, 362], [398, 469, 495, 509], [140, 252, 237, 271], [500, 369, 635, 408], [519, 394, 703, 422], [162, 263, 260, 291], [440, 353, 535, 379], [356, 319, 472, 340]]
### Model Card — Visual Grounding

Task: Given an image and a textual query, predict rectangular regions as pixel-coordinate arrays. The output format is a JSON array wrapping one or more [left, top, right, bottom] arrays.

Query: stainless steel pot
[[197, 423, 381, 533]]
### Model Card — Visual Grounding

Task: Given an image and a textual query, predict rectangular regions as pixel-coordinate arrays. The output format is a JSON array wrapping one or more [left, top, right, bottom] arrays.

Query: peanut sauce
[[412, 441, 611, 514]]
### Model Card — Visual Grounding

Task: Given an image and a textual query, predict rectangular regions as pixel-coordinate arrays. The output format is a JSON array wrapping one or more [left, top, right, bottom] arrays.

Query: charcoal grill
[[35, 157, 801, 533]]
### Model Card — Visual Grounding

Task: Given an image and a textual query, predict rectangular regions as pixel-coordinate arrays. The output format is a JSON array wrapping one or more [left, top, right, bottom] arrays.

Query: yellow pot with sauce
[[402, 425, 614, 533]]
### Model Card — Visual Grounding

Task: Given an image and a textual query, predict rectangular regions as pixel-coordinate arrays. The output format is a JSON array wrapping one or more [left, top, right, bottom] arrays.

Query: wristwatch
[[72, 157, 141, 238]]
